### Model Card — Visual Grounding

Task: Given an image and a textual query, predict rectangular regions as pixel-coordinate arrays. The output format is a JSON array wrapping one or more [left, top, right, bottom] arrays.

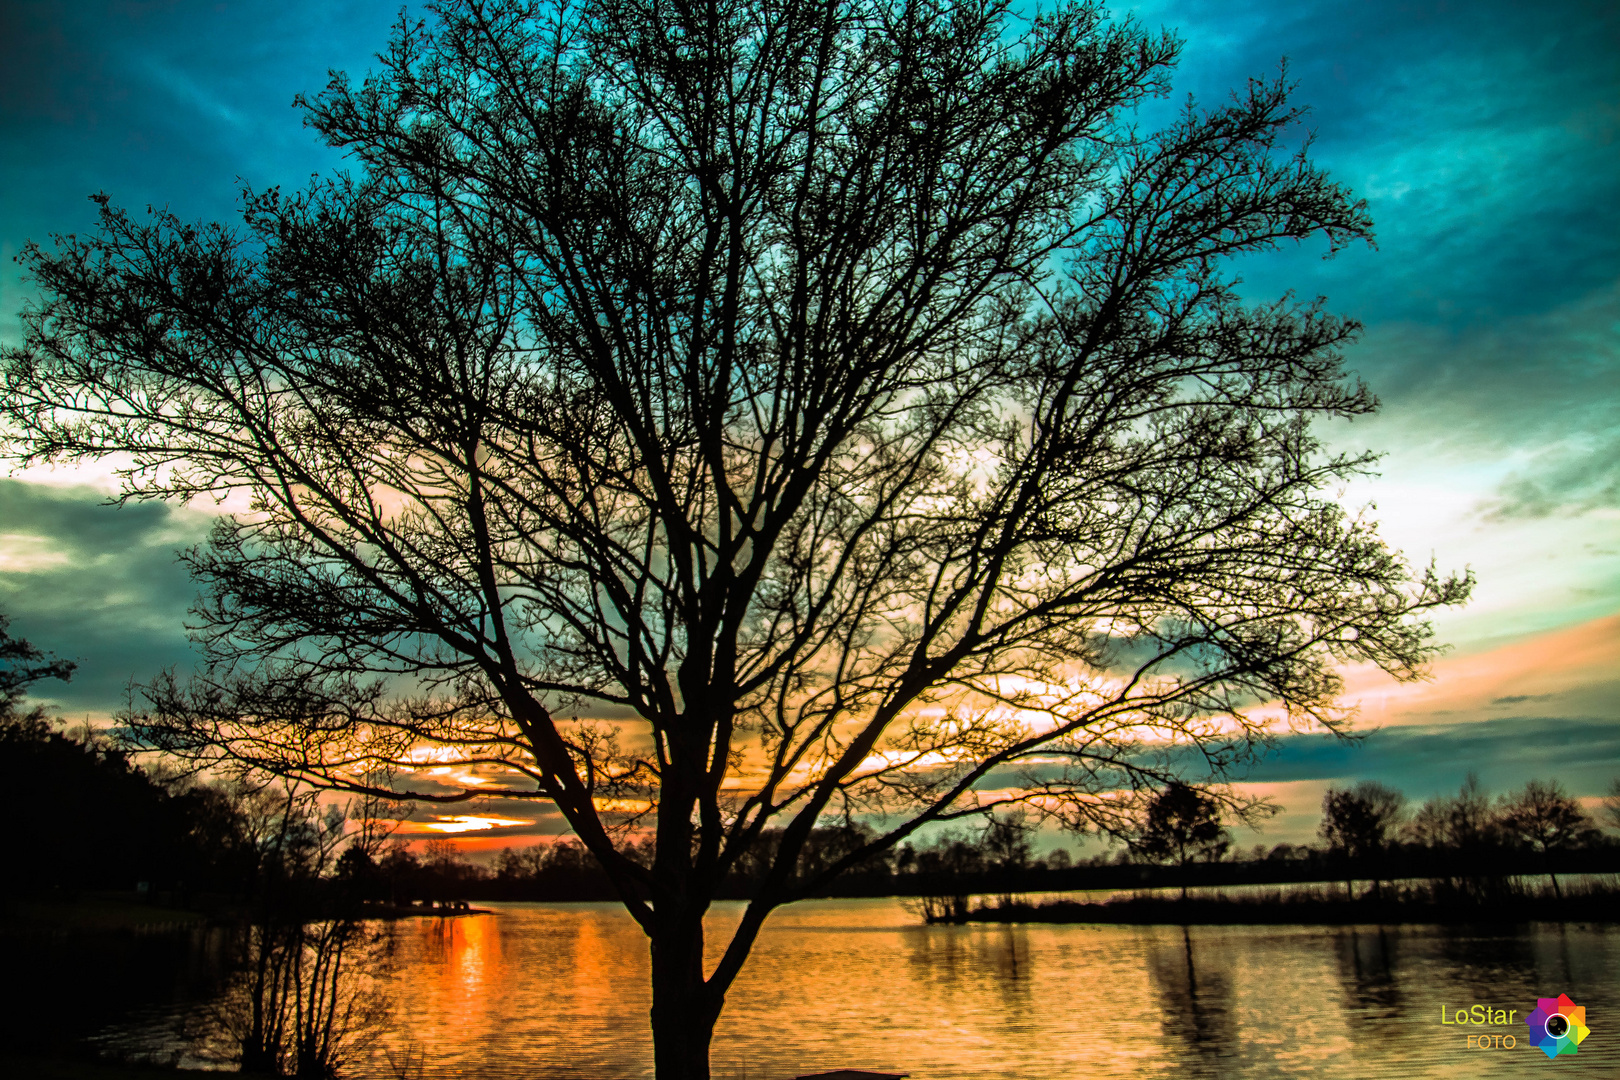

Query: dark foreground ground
[[0, 1053, 220, 1080]]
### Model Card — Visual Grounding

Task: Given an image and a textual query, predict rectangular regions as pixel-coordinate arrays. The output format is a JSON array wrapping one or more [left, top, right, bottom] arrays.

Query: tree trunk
[[649, 914, 723, 1080]]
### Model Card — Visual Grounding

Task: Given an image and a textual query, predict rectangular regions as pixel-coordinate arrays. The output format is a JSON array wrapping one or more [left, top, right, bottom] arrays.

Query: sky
[[1, 0, 1616, 852]]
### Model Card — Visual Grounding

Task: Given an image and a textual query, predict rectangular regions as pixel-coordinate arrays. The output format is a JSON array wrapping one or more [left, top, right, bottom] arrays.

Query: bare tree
[[205, 783, 390, 1078], [1497, 779, 1596, 900], [2, 0, 1468, 1074], [0, 609, 75, 714], [983, 809, 1034, 874], [1318, 780, 1404, 899], [904, 829, 987, 923], [1133, 780, 1231, 898], [981, 807, 1033, 905], [1404, 773, 1509, 903], [1601, 777, 1620, 834]]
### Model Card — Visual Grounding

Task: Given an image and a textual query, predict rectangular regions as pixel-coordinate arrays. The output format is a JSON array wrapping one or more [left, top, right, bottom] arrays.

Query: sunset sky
[[2, 0, 1616, 851]]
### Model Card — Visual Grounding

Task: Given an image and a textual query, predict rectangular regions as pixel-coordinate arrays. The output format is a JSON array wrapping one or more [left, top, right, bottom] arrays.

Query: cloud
[[398, 798, 571, 848], [1478, 431, 1620, 521], [1226, 710, 1620, 845], [1337, 612, 1620, 727], [0, 479, 209, 712], [1244, 715, 1620, 796], [995, 613, 1620, 846], [1115, 0, 1620, 654], [0, 1, 398, 343], [1129, 0, 1620, 328]]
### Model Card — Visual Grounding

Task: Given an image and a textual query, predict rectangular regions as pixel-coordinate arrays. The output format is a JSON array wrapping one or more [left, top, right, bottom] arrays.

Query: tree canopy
[[1134, 780, 1230, 893], [1, 610, 74, 706], [1319, 781, 1405, 861], [2, 0, 1468, 1074], [1318, 779, 1404, 898], [1497, 779, 1596, 898]]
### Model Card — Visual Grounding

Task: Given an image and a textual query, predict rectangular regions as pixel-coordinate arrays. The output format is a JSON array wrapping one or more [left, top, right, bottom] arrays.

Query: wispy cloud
[[0, 479, 208, 710], [1337, 613, 1620, 727]]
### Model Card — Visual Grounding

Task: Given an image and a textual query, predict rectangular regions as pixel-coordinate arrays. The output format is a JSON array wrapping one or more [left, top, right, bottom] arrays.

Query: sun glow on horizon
[[411, 814, 535, 834]]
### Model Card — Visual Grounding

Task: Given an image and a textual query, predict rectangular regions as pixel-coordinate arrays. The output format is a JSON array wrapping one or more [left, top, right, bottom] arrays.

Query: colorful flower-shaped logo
[[1526, 994, 1589, 1059]]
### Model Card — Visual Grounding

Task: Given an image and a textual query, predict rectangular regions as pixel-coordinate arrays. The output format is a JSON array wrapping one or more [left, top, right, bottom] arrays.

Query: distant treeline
[[958, 777, 1620, 924], [5, 663, 1618, 909], [338, 774, 1620, 908]]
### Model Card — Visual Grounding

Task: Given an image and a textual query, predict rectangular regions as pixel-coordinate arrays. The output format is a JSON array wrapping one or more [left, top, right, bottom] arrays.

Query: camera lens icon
[[1526, 995, 1589, 1059]]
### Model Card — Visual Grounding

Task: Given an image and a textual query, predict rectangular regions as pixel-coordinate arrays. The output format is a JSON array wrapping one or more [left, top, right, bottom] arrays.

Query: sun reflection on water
[[347, 902, 1618, 1080]]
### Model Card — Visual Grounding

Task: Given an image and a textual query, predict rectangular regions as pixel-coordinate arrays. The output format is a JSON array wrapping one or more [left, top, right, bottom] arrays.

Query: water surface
[[99, 899, 1619, 1078]]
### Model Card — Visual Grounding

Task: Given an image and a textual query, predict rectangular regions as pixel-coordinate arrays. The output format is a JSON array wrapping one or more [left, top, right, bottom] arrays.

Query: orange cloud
[[1338, 612, 1620, 728]]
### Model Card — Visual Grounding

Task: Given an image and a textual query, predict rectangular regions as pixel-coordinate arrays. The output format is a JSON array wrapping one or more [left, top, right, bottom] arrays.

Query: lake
[[85, 899, 1618, 1078]]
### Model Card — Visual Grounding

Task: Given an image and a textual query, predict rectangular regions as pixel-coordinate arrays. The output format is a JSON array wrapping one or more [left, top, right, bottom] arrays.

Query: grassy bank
[[1, 894, 210, 936], [965, 881, 1620, 925]]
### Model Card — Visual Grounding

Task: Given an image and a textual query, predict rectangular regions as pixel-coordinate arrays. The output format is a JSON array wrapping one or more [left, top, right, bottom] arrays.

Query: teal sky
[[1, 0, 1616, 846]]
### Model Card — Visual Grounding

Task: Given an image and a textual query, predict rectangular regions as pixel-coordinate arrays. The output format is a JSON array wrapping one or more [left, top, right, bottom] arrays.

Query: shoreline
[[959, 892, 1620, 926], [0, 1052, 222, 1080]]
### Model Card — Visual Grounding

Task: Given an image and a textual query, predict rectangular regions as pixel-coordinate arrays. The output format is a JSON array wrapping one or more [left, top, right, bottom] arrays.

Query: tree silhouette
[[1404, 773, 1505, 903], [2, 0, 1468, 1074], [983, 810, 1034, 874], [1318, 781, 1404, 898], [982, 809, 1034, 905], [1497, 779, 1595, 899], [1134, 781, 1230, 898], [0, 610, 74, 708]]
